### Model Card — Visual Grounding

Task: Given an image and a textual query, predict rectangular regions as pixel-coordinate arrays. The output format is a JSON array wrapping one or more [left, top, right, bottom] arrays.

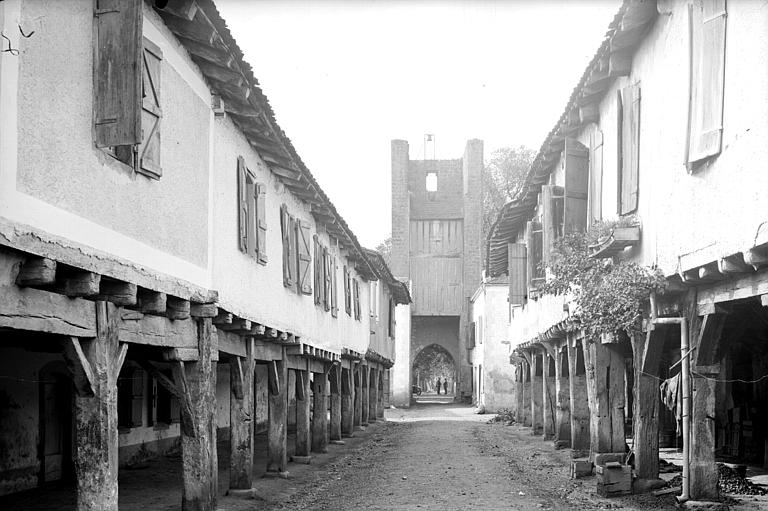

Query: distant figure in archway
[[443, 378, 448, 395], [435, 377, 441, 394]]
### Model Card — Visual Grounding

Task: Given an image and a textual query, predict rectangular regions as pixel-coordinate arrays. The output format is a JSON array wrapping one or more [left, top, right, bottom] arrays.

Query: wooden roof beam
[[608, 51, 632, 77], [161, 14, 218, 47], [176, 36, 234, 67], [160, 0, 198, 21]]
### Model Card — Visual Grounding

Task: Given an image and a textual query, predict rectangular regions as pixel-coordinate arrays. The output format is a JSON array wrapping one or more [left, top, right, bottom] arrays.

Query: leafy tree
[[482, 146, 536, 240], [375, 236, 392, 268]]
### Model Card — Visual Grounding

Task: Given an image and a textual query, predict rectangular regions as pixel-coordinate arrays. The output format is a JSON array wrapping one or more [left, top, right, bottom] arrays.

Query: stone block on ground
[[571, 459, 593, 479], [596, 464, 632, 497], [594, 452, 626, 466]]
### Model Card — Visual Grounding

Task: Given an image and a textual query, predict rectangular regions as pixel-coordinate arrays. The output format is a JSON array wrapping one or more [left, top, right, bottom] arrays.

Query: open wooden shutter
[[540, 185, 563, 265], [688, 0, 727, 165], [323, 247, 332, 311], [563, 139, 589, 234], [508, 242, 527, 306], [93, 0, 142, 148], [331, 255, 338, 317], [296, 220, 312, 295], [344, 266, 351, 315], [138, 38, 162, 178], [388, 297, 395, 337], [281, 205, 293, 287], [589, 130, 604, 224], [256, 183, 267, 263], [526, 220, 544, 290], [130, 368, 144, 427], [618, 85, 640, 215], [237, 157, 248, 253], [313, 236, 322, 304], [353, 279, 360, 320]]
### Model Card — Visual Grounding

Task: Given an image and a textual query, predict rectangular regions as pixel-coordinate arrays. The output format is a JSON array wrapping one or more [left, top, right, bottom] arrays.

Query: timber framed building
[[487, 0, 768, 502], [0, 0, 410, 509]]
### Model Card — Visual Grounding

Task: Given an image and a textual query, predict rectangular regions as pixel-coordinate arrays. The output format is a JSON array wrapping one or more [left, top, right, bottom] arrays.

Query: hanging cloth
[[659, 373, 682, 435]]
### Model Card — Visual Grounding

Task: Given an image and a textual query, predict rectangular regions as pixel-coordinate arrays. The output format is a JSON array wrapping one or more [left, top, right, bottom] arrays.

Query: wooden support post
[[554, 346, 571, 448], [229, 337, 254, 490], [376, 369, 385, 418], [530, 353, 543, 435], [311, 370, 328, 453], [522, 362, 532, 427], [293, 368, 311, 462], [329, 365, 343, 441], [690, 306, 720, 501], [177, 317, 218, 511], [368, 367, 378, 423], [583, 338, 625, 458], [632, 327, 666, 483], [267, 355, 288, 476], [568, 339, 590, 455], [353, 365, 362, 429], [341, 367, 354, 437], [542, 352, 555, 440], [68, 302, 122, 511], [361, 365, 370, 426]]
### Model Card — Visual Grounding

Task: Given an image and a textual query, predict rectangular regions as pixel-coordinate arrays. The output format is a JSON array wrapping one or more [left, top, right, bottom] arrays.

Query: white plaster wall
[[210, 115, 370, 353], [368, 282, 396, 361], [391, 303, 412, 407], [1, 1, 211, 286], [581, 0, 768, 274], [509, 292, 568, 349]]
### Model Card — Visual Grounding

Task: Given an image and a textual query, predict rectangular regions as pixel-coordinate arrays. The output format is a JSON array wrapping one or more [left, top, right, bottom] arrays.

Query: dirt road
[[252, 401, 679, 511]]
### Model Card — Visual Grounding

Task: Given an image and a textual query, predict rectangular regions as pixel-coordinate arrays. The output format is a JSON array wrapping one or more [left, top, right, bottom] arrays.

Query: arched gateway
[[389, 139, 484, 403]]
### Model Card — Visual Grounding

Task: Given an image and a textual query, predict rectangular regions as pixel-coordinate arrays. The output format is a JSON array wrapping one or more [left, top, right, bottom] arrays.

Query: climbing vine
[[540, 218, 667, 337]]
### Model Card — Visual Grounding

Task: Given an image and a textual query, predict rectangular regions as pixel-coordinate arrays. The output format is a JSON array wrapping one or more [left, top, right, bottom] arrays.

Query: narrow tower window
[[425, 172, 438, 192]]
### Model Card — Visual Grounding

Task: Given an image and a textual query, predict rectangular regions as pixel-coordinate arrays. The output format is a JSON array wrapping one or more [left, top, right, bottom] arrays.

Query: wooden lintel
[[231, 356, 244, 400], [166, 297, 191, 321], [61, 337, 96, 397], [253, 340, 282, 361], [718, 254, 751, 275], [98, 280, 137, 306], [697, 302, 729, 316], [190, 302, 217, 318], [16, 257, 57, 286], [62, 271, 101, 298], [268, 360, 280, 395], [163, 348, 199, 362], [136, 289, 166, 315]]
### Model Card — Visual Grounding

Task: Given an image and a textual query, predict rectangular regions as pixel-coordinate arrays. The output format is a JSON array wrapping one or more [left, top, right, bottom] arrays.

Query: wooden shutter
[[589, 130, 604, 224], [508, 242, 527, 306], [138, 38, 162, 178], [313, 236, 322, 304], [344, 266, 351, 315], [323, 247, 332, 311], [281, 205, 293, 287], [540, 185, 563, 265], [256, 183, 267, 264], [93, 0, 142, 148], [526, 220, 544, 290], [331, 256, 338, 317], [687, 0, 727, 165], [296, 220, 312, 295], [388, 297, 395, 337], [618, 85, 640, 215], [563, 139, 589, 234], [353, 279, 360, 320], [237, 157, 248, 253], [130, 368, 144, 427]]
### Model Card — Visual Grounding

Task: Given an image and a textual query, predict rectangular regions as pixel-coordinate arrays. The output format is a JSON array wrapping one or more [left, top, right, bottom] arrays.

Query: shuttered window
[[540, 185, 563, 266], [563, 139, 589, 234], [237, 158, 267, 263], [344, 266, 352, 316], [687, 0, 727, 166], [138, 38, 162, 178], [330, 254, 338, 317], [387, 297, 395, 338], [589, 130, 604, 224], [353, 278, 361, 321], [526, 220, 545, 290], [618, 84, 641, 215], [313, 235, 322, 304], [281, 205, 294, 288], [323, 247, 332, 311], [93, 0, 142, 148], [507, 242, 527, 306], [296, 219, 312, 295]]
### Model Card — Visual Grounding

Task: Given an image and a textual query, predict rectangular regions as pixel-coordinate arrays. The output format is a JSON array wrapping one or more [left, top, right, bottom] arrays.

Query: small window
[[353, 278, 361, 321], [425, 172, 438, 192], [344, 266, 352, 316]]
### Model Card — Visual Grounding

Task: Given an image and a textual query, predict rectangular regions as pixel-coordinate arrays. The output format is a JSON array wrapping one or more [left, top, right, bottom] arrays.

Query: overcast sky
[[217, 0, 621, 248]]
